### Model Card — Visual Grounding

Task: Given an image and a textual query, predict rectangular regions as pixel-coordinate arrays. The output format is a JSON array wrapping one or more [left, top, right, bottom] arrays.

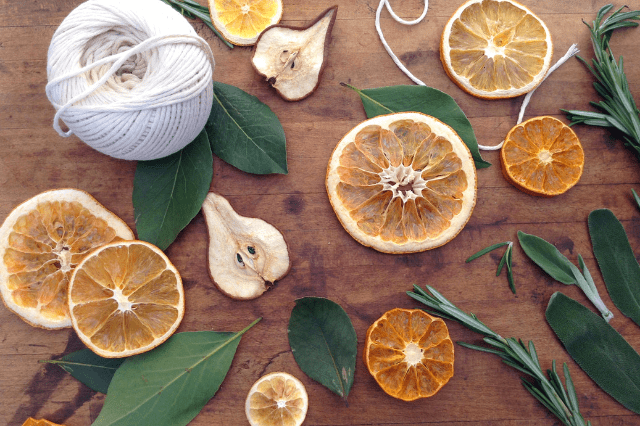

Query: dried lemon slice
[[441, 0, 553, 99], [326, 112, 477, 253], [68, 240, 184, 358], [208, 0, 283, 46], [245, 372, 308, 426], [0, 189, 134, 329]]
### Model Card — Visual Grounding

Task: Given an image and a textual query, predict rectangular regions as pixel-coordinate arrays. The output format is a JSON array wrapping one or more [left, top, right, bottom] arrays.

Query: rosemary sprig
[[161, 0, 234, 49], [563, 4, 640, 156], [466, 241, 516, 294], [407, 285, 591, 426]]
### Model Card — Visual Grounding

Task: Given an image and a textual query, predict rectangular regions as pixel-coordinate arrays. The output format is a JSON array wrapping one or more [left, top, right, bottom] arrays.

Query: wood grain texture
[[1, 0, 640, 425]]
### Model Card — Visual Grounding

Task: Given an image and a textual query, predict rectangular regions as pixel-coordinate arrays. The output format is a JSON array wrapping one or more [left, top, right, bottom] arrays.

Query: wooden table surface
[[2, 0, 640, 425]]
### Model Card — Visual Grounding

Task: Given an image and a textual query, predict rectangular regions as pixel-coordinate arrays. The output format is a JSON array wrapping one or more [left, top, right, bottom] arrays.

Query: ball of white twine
[[46, 0, 215, 161]]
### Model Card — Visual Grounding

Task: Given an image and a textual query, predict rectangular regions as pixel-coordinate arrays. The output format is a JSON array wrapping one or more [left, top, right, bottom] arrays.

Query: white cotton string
[[375, 0, 430, 86], [46, 0, 215, 161], [375, 2, 580, 152], [477, 44, 580, 151]]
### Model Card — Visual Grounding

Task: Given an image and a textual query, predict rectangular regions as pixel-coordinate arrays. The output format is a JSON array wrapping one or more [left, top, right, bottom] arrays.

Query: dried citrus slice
[[364, 308, 454, 401], [441, 0, 553, 99], [0, 189, 134, 329], [68, 240, 184, 358], [22, 419, 66, 426], [245, 372, 308, 426], [326, 112, 477, 253], [208, 0, 283, 46], [501, 116, 584, 196]]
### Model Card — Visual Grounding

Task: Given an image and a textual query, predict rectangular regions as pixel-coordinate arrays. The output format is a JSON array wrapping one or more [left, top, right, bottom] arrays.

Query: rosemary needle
[[467, 241, 516, 294], [407, 285, 591, 426]]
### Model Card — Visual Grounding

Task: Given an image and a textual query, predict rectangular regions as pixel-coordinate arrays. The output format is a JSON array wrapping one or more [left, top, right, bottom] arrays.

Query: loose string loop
[[374, 1, 579, 152]]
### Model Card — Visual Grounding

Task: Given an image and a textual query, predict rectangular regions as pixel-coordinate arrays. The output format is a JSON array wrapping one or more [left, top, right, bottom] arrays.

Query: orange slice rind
[[326, 112, 477, 253], [364, 308, 454, 401], [0, 189, 134, 329], [245, 372, 308, 426], [68, 240, 184, 358], [501, 116, 584, 196], [441, 0, 553, 99], [209, 0, 283, 46]]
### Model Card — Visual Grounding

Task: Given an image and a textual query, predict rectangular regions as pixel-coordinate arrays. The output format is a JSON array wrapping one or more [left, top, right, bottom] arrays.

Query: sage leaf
[[206, 81, 287, 174], [589, 208, 640, 327], [518, 231, 576, 285], [342, 83, 490, 169], [288, 297, 357, 403], [93, 319, 260, 426], [546, 292, 640, 414], [133, 130, 212, 251], [40, 349, 123, 394]]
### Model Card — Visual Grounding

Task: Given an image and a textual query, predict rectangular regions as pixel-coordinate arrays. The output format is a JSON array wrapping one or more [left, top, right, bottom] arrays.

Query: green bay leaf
[[133, 130, 213, 251], [206, 81, 287, 174], [546, 292, 640, 414], [92, 319, 260, 426], [518, 231, 576, 285], [588, 208, 640, 327], [344, 83, 490, 169], [41, 349, 123, 394], [288, 297, 357, 403]]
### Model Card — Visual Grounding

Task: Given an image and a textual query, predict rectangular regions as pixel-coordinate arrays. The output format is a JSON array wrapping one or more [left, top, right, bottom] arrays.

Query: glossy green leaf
[[546, 292, 640, 414], [41, 349, 123, 394], [588, 208, 640, 327], [343, 83, 490, 169], [92, 319, 260, 426], [518, 231, 576, 285], [288, 297, 357, 403], [206, 81, 287, 174], [133, 130, 213, 251]]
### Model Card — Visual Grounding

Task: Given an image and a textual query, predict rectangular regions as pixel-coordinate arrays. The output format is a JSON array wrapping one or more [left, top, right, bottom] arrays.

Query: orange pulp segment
[[68, 240, 184, 358], [501, 116, 584, 196], [364, 308, 454, 401]]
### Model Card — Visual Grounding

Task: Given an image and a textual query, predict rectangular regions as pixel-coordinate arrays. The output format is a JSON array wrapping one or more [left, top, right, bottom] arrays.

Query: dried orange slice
[[68, 240, 184, 358], [0, 189, 134, 329], [245, 372, 308, 426], [441, 0, 553, 99], [208, 0, 283, 46], [501, 116, 584, 196], [22, 419, 66, 426], [364, 308, 454, 401], [326, 112, 477, 253]]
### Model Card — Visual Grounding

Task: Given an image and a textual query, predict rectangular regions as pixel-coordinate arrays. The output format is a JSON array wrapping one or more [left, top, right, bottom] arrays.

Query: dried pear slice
[[202, 193, 290, 300], [252, 6, 338, 101]]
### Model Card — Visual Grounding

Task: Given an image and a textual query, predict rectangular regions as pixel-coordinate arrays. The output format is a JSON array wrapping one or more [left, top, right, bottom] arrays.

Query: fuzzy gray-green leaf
[[207, 81, 287, 174], [288, 297, 357, 402], [92, 319, 260, 426], [546, 292, 640, 414], [518, 231, 576, 285], [588, 208, 640, 327]]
